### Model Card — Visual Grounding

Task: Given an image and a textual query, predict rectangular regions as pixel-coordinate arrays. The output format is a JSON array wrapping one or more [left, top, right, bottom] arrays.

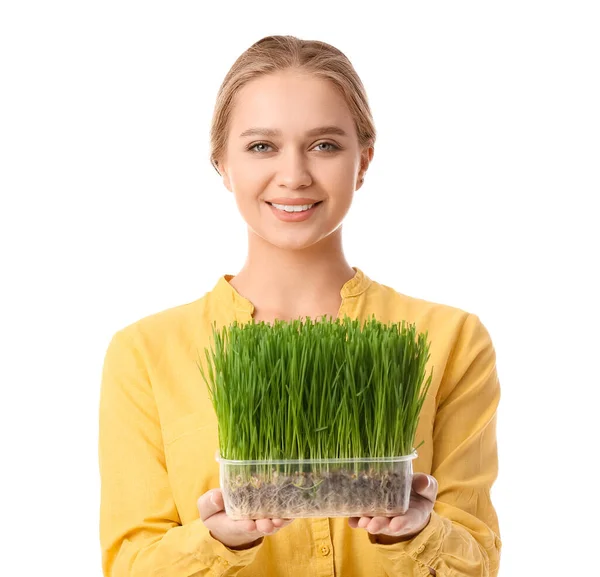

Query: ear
[[213, 159, 233, 193], [356, 146, 374, 190]]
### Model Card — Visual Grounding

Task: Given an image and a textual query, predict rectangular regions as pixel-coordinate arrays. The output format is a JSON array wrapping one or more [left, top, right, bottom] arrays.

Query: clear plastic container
[[217, 451, 418, 519]]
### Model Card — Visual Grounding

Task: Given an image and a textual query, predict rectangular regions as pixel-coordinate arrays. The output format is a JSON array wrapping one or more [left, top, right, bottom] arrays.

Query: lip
[[267, 200, 323, 222], [266, 197, 321, 205]]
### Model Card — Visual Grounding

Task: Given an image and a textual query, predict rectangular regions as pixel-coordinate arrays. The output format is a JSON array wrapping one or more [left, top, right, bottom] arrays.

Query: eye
[[313, 142, 340, 152], [247, 141, 341, 154], [248, 142, 273, 153]]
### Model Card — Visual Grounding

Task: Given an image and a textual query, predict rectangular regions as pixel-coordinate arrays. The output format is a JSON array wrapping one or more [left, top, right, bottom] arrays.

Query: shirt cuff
[[368, 510, 448, 567]]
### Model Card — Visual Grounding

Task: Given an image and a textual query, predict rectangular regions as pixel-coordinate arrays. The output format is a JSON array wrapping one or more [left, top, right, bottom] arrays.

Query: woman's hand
[[348, 473, 438, 543], [197, 488, 293, 549]]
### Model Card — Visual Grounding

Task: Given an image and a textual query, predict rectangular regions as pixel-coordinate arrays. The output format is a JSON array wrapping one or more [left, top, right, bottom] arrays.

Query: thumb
[[412, 473, 438, 502], [197, 489, 225, 522]]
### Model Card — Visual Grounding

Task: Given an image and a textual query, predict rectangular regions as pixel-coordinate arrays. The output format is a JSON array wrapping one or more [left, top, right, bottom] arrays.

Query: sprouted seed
[[197, 314, 433, 518]]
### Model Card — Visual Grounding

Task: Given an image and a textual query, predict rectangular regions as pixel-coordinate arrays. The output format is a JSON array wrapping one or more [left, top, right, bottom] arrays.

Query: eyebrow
[[239, 125, 349, 138]]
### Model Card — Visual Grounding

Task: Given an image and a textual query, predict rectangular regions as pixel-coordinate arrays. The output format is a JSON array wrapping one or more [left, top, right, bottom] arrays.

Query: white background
[[1, 1, 598, 575]]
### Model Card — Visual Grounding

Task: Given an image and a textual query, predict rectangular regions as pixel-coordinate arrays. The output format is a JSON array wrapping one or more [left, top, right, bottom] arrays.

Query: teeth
[[271, 202, 315, 213]]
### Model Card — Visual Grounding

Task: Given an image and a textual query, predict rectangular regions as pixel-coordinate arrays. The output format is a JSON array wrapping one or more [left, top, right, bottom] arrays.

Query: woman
[[99, 35, 501, 576]]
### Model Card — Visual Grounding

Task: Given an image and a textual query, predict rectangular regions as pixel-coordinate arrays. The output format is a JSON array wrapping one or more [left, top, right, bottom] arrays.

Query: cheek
[[230, 161, 268, 193], [319, 158, 358, 186]]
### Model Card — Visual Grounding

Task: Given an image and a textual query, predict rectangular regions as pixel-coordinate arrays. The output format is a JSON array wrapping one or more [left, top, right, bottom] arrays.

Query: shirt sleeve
[[98, 326, 263, 577], [370, 313, 502, 576]]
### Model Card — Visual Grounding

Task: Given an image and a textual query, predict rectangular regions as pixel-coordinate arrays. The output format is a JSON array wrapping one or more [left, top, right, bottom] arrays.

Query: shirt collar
[[211, 266, 372, 317]]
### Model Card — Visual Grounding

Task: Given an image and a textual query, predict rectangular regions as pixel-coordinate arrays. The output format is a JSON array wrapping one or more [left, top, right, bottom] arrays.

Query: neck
[[229, 227, 355, 313]]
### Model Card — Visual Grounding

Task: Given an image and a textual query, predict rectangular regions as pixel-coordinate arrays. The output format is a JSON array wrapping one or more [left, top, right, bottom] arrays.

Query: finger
[[412, 474, 438, 502], [278, 518, 294, 528], [236, 518, 258, 533], [358, 516, 371, 529], [271, 518, 292, 528], [388, 514, 412, 534], [197, 489, 225, 522], [348, 517, 359, 529], [366, 516, 390, 534], [255, 518, 276, 534]]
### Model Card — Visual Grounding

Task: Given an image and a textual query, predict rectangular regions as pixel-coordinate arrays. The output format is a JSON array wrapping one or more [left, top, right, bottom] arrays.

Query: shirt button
[[320, 544, 331, 556], [416, 544, 425, 554]]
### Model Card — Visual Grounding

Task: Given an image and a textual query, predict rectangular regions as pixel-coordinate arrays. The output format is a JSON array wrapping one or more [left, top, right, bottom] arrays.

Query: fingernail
[[209, 491, 216, 505]]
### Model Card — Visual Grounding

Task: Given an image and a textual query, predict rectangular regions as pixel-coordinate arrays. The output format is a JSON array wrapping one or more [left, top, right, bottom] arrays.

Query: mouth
[[265, 201, 323, 212], [265, 200, 324, 222]]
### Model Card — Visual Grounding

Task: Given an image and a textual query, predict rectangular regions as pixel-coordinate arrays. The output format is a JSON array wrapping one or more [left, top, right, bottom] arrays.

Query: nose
[[274, 147, 312, 189]]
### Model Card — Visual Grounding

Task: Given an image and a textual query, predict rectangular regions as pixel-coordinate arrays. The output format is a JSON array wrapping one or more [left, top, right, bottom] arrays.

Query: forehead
[[229, 71, 355, 135]]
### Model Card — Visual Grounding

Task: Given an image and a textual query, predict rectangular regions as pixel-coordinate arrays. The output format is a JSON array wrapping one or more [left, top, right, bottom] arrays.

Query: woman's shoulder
[[367, 275, 496, 353], [107, 287, 219, 354], [368, 278, 497, 383], [368, 275, 474, 327]]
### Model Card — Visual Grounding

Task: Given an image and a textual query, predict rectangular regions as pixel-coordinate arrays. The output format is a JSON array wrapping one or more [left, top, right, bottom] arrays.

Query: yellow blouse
[[99, 267, 502, 576]]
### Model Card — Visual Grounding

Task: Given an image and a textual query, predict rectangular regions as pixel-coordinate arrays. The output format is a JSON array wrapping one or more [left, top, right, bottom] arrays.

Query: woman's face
[[218, 70, 372, 251]]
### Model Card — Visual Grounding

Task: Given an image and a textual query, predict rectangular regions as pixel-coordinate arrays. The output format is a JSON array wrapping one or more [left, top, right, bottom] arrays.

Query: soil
[[223, 467, 411, 519]]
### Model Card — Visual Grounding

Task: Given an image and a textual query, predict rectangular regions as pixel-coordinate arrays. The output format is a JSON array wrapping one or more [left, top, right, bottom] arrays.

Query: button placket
[[311, 518, 334, 576]]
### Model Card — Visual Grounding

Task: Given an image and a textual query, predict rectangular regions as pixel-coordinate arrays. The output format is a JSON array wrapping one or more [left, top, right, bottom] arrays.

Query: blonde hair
[[209, 35, 376, 174]]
